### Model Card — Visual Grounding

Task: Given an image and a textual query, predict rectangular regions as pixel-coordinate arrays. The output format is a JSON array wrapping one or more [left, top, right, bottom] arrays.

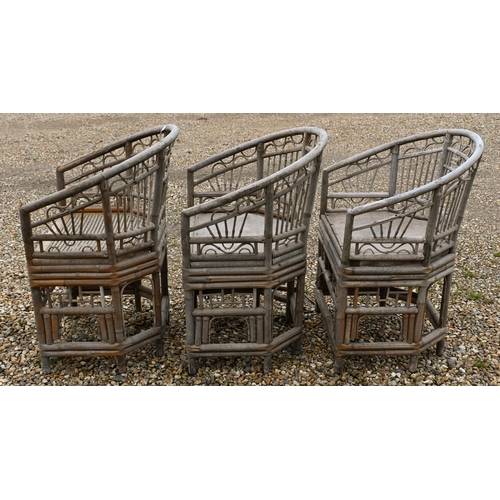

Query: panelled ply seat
[[181, 127, 328, 374], [315, 129, 483, 373], [20, 125, 179, 373]]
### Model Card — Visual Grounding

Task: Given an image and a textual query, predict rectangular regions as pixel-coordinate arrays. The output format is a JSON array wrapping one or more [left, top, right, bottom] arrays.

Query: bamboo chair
[[181, 127, 328, 374], [20, 125, 180, 374], [315, 129, 483, 373]]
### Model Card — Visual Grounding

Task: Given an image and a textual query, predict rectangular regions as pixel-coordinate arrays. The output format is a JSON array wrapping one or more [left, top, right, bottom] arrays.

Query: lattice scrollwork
[[398, 139, 443, 200], [431, 171, 475, 256], [199, 289, 258, 310], [190, 131, 318, 205], [262, 133, 305, 177], [57, 130, 168, 189], [326, 148, 392, 211], [193, 146, 259, 200], [349, 198, 430, 257], [325, 134, 471, 213], [190, 192, 267, 256], [272, 164, 314, 250], [187, 131, 321, 260]]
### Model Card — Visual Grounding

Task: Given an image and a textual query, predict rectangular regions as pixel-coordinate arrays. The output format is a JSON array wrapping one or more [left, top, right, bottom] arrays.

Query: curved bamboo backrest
[[20, 125, 179, 283], [182, 127, 328, 273], [320, 129, 484, 267]]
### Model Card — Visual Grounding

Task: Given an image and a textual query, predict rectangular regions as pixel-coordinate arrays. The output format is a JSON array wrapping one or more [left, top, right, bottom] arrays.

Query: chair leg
[[41, 357, 51, 374], [335, 287, 349, 345], [295, 274, 306, 323], [263, 288, 274, 345], [436, 339, 445, 357], [437, 273, 451, 359], [184, 290, 195, 347], [263, 355, 272, 374], [160, 254, 169, 297], [334, 355, 344, 374], [160, 256, 170, 326], [409, 355, 418, 372], [133, 281, 142, 311], [188, 357, 197, 375], [286, 280, 294, 324], [161, 296, 169, 326], [315, 257, 324, 313], [117, 355, 127, 374], [111, 286, 125, 341], [155, 339, 164, 357], [152, 272, 164, 357], [291, 338, 302, 355], [290, 275, 304, 355]]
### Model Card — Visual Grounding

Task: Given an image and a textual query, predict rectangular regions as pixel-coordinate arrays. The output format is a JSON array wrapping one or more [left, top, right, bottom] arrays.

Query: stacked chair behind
[[20, 125, 179, 373]]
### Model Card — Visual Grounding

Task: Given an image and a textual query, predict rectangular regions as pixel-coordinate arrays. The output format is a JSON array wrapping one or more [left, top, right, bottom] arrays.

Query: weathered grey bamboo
[[315, 129, 484, 373], [20, 125, 179, 373], [182, 127, 328, 374]]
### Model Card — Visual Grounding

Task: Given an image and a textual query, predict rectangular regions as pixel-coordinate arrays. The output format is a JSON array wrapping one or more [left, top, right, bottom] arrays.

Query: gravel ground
[[1, 112, 499, 386]]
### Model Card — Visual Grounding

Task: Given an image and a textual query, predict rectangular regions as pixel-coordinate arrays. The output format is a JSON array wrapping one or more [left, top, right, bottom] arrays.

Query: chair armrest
[[321, 145, 394, 214]]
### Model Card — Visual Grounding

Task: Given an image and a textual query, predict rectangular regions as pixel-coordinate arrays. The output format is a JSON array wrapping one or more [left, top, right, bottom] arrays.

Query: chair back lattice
[[320, 129, 483, 266]]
